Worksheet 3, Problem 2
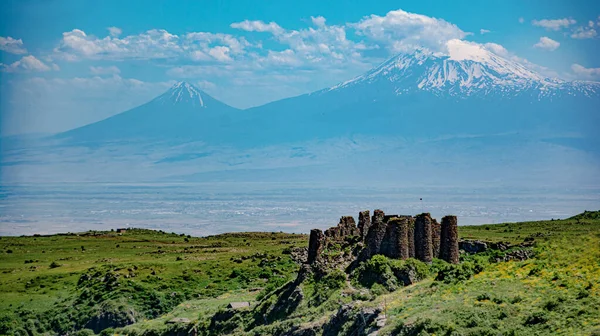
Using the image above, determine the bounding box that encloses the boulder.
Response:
[458,239,487,254]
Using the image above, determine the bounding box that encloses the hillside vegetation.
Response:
[1,211,599,335]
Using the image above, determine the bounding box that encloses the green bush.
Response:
[321,269,346,290]
[353,255,398,291]
[435,261,484,284]
[524,311,549,325]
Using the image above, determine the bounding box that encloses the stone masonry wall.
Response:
[440,215,459,264]
[414,213,433,263]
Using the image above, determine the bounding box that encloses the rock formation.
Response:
[440,215,459,264]
[414,213,433,263]
[307,229,325,264]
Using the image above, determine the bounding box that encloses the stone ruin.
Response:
[307,209,459,265]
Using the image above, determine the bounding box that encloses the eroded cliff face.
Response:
[307,210,459,267]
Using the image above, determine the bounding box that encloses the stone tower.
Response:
[307,229,325,264]
[364,209,387,258]
[414,213,433,263]
[358,210,371,241]
[440,215,459,264]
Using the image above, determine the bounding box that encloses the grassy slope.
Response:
[0,230,306,334]
[374,215,600,335]
[1,213,599,335]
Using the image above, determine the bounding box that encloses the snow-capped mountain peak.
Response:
[156,81,206,107]
[326,39,596,98]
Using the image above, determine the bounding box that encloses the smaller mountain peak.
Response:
[160,81,206,107]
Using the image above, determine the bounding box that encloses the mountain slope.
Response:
[243,42,600,145]
[57,82,241,143]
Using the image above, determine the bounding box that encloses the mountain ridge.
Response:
[54,46,600,146]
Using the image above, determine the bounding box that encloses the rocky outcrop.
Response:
[459,240,488,254]
[440,215,459,264]
[358,210,371,241]
[307,229,325,264]
[322,304,382,336]
[414,213,433,263]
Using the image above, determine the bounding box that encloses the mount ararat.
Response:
[2,40,599,185]
[57,39,600,147]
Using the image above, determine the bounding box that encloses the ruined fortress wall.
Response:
[325,216,358,240]
[364,209,386,258]
[440,215,459,264]
[407,217,415,259]
[384,217,410,259]
[307,229,325,264]
[358,210,371,241]
[432,218,441,259]
[414,213,433,262]
[396,217,410,260]
[381,220,398,258]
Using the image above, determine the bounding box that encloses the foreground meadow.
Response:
[1,211,599,335]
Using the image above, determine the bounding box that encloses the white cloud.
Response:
[208,46,232,62]
[480,29,491,35]
[571,63,600,80]
[1,55,56,72]
[570,26,597,39]
[231,16,370,69]
[533,37,560,51]
[532,18,576,30]
[264,49,303,67]
[518,17,525,24]
[0,36,27,54]
[351,9,468,53]
[230,20,284,34]
[53,28,255,63]
[107,27,122,37]
[90,65,121,75]
[54,28,182,60]
[311,16,327,28]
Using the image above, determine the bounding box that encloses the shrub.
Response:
[353,255,398,291]
[49,261,61,269]
[321,269,346,290]
[435,261,484,284]
[476,293,491,301]
[524,311,548,325]
[390,258,430,286]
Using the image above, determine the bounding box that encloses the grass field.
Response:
[1,211,599,335]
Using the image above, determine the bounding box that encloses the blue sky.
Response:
[1,0,599,135]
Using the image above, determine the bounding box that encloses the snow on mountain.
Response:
[155,81,206,107]
[327,39,599,98]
